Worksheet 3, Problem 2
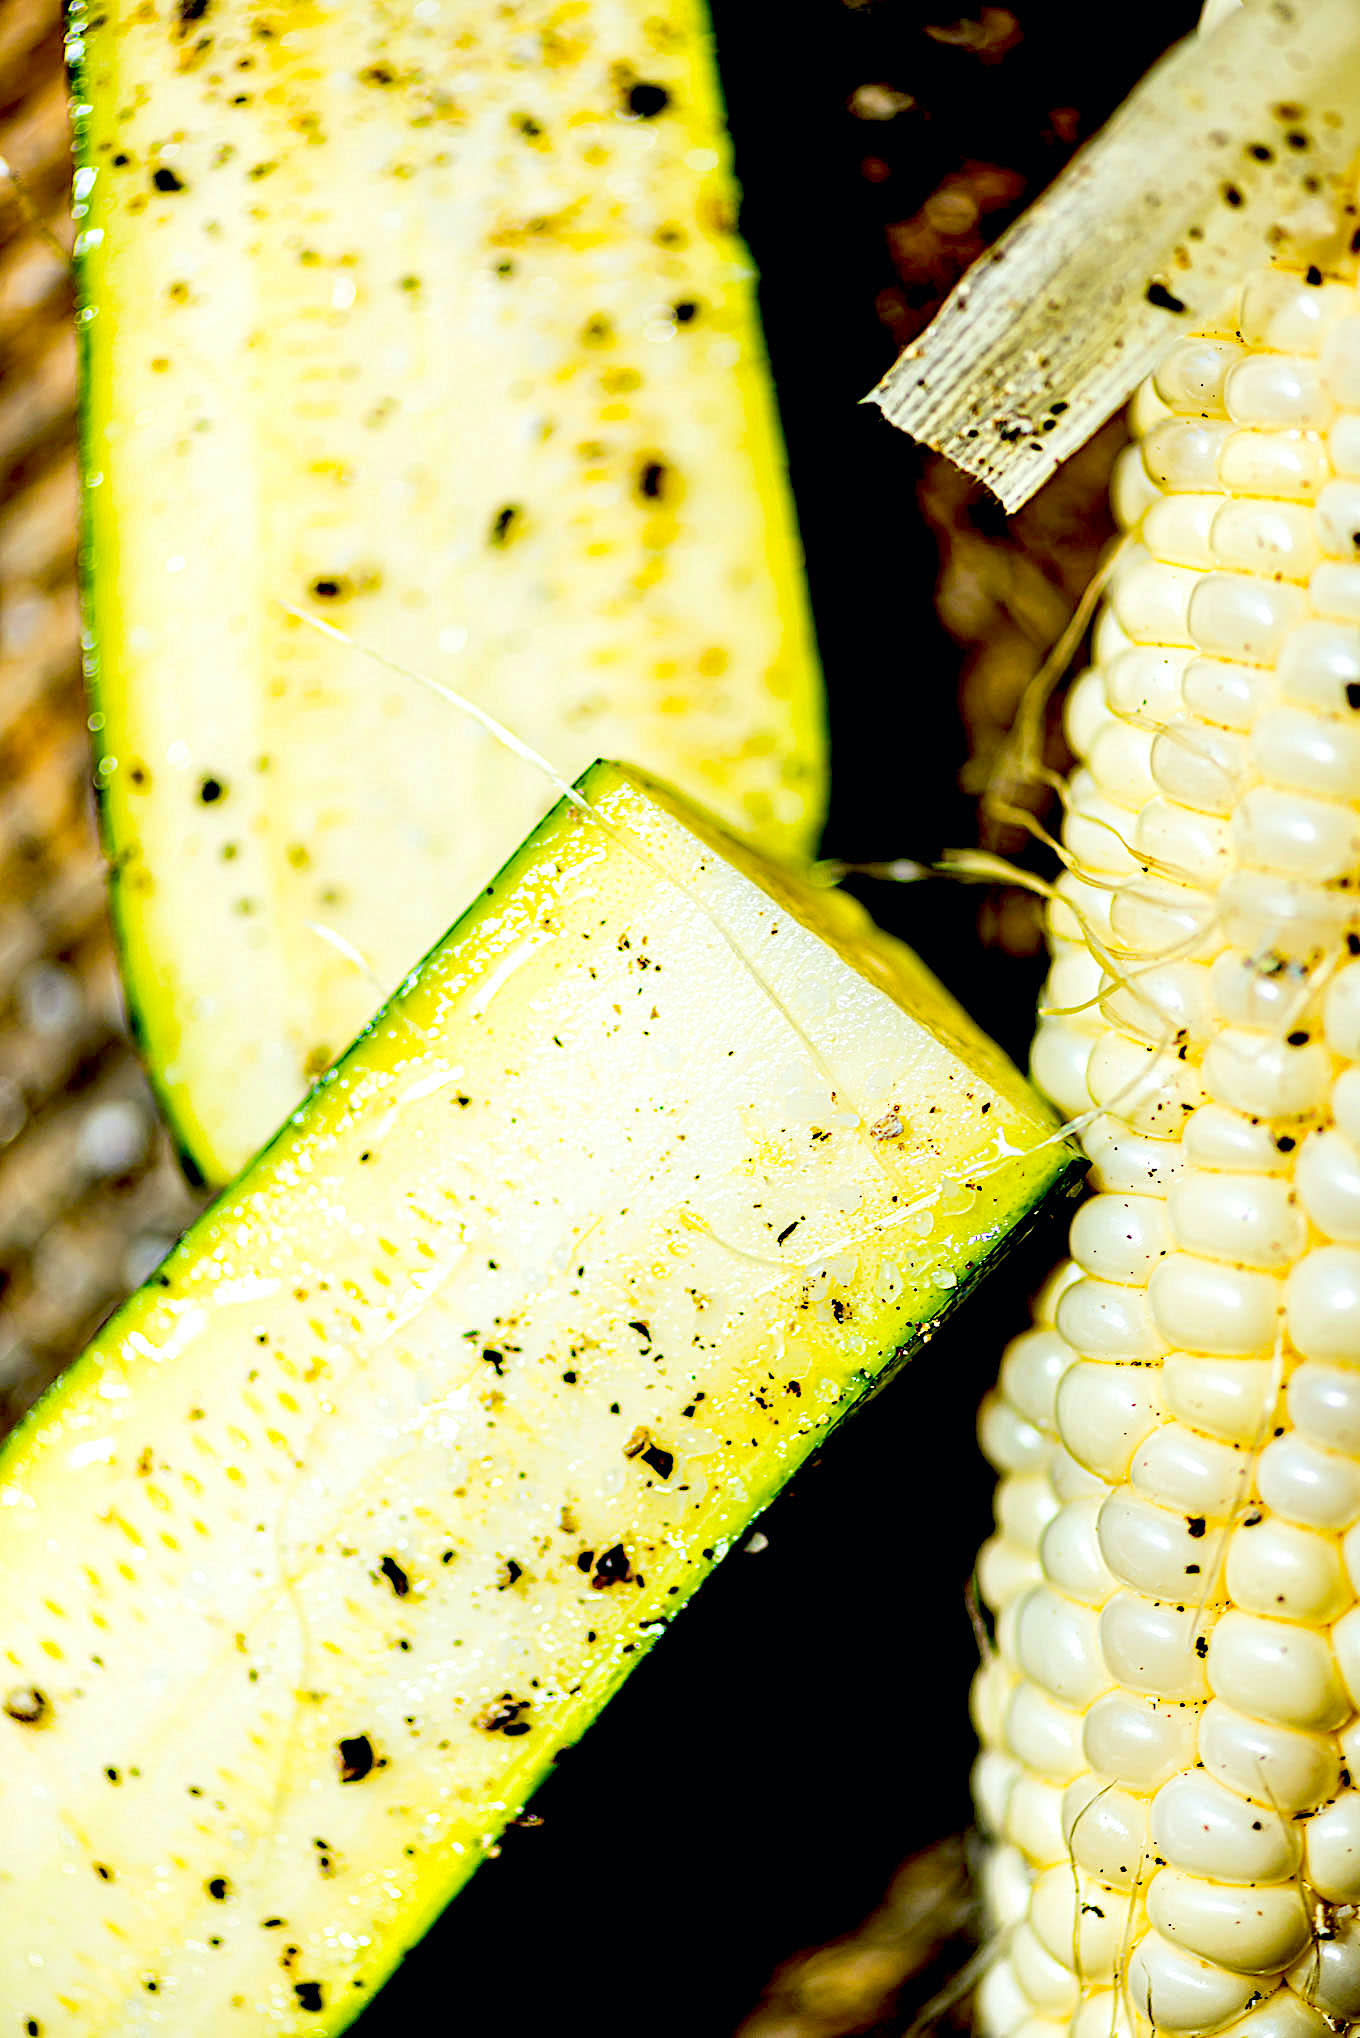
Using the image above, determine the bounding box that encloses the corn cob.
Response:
[974,245,1360,2038]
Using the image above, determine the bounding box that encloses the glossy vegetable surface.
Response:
[71,0,826,1184]
[1,761,1072,2035]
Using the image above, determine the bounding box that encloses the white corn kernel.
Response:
[1152,721,1248,815]
[1099,1590,1212,1700]
[1130,1420,1254,1521]
[1099,1486,1225,1599]
[1197,1700,1340,1815]
[1223,1514,1351,1623]
[1009,1921,1081,2014]
[1004,1681,1088,1783]
[1038,1496,1118,1607]
[1126,1928,1262,2034]
[1182,655,1269,731]
[1202,1029,1331,1122]
[1030,1863,1142,1976]
[1206,1611,1349,1732]
[1082,1688,1199,1791]
[1063,1774,1152,1887]
[998,1473,1062,1556]
[1287,1917,1360,2021]
[1323,960,1360,1058]
[1288,1361,1360,1457]
[1146,1868,1310,1976]
[1224,356,1330,433]
[1144,418,1237,493]
[1151,1771,1301,1883]
[1155,338,1242,415]
[1296,1126,1360,1237]
[1055,1362,1164,1482]
[1183,1103,1293,1174]
[1257,1431,1360,1532]
[1148,1254,1283,1355]
[1106,644,1195,725]
[1160,1354,1279,1447]
[1167,1171,1307,1270]
[1302,1792,1360,1904]
[1015,1587,1114,1709]
[1070,1194,1172,1282]
[1217,429,1329,503]
[1000,1327,1080,1430]
[1252,707,1360,803]
[1284,1246,1360,1363]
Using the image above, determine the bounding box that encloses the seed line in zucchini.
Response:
[70,0,828,1186]
[1,763,1078,2036]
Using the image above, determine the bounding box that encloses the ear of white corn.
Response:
[975,245,1360,2038]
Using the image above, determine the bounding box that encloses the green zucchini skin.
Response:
[0,761,1076,2035]
[68,0,828,1187]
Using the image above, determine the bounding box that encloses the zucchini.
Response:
[70,0,827,1185]
[0,762,1076,2035]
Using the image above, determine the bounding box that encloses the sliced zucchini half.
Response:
[71,0,827,1184]
[0,762,1076,2035]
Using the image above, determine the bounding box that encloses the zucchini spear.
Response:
[70,0,826,1183]
[1,763,1075,2035]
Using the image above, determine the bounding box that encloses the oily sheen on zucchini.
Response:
[0,764,1075,2036]
[70,0,826,1184]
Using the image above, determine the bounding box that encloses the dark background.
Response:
[355,1,1198,2032]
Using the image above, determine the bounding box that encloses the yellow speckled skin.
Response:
[0,762,1071,2037]
[71,0,827,1185]
[974,249,1360,2038]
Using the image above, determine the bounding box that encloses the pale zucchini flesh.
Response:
[70,0,827,1185]
[0,763,1075,2035]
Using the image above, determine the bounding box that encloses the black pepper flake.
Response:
[309,576,345,600]
[776,1220,801,1246]
[336,1734,376,1782]
[1186,1516,1206,1539]
[482,1348,506,1377]
[1222,181,1243,207]
[673,300,698,323]
[498,1558,524,1589]
[1306,264,1324,284]
[1276,1134,1296,1154]
[4,1686,48,1725]
[626,81,671,118]
[637,459,668,501]
[477,1693,531,1735]
[1347,682,1360,711]
[1145,281,1186,314]
[178,0,210,20]
[592,1543,632,1588]
[1287,1030,1310,1046]
[94,1863,114,1882]
[641,1444,674,1480]
[561,1370,578,1385]
[379,1555,409,1597]
[208,1876,231,1900]
[1348,933,1360,957]
[199,776,225,804]
[489,504,522,547]
[1248,141,1274,162]
[628,1320,651,1342]
[576,1549,595,1572]
[1194,1634,1209,1658]
[152,166,185,192]
[295,1983,325,2014]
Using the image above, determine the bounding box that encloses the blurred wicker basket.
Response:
[0,0,202,1439]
